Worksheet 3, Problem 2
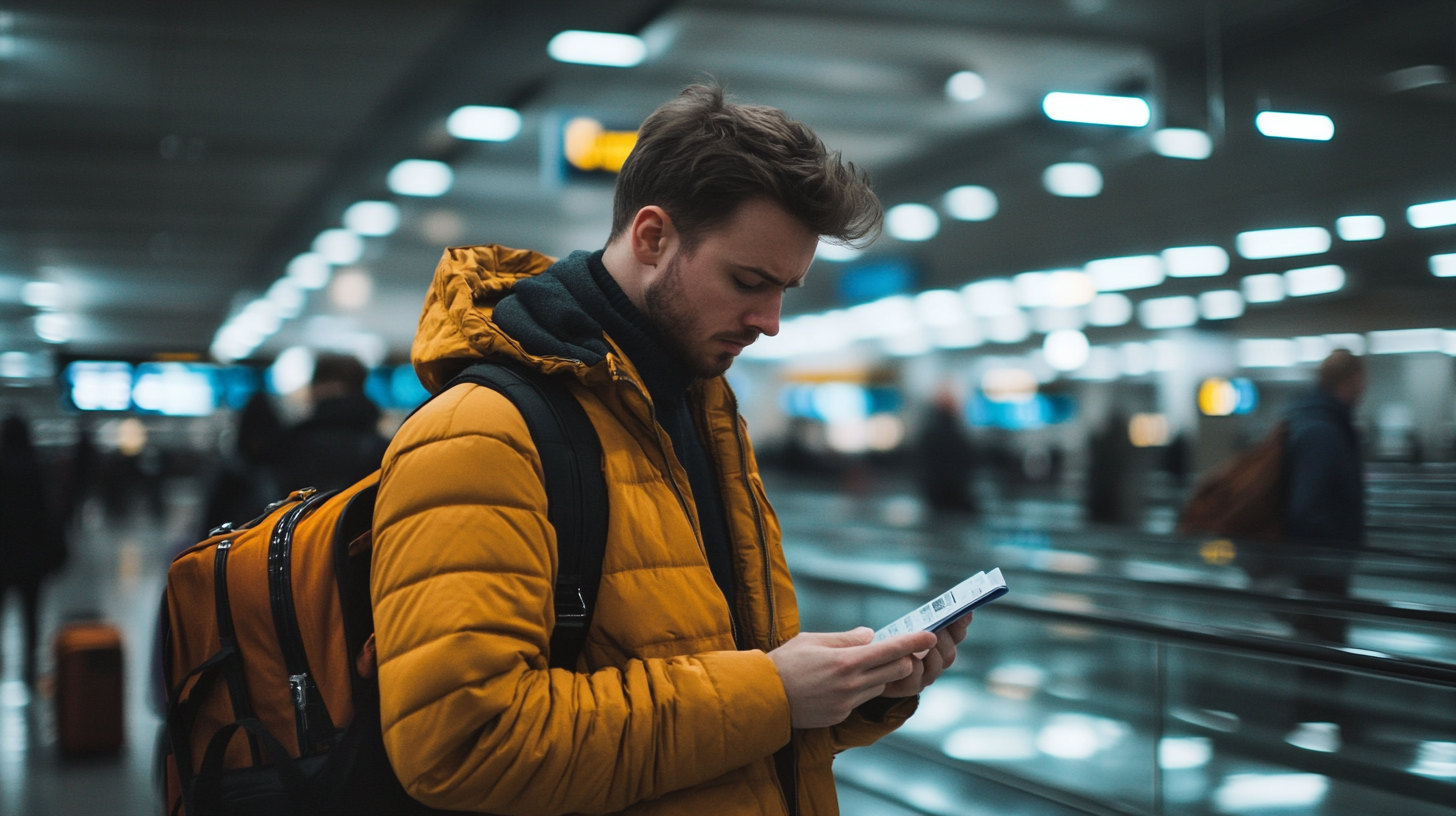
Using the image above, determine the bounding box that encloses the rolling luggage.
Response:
[54,620,125,756]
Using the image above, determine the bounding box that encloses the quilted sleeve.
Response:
[371,384,790,815]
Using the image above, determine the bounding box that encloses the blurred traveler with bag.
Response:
[916,388,977,514]
[0,416,66,688]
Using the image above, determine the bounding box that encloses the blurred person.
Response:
[57,420,98,529]
[371,84,968,815]
[1281,348,1366,751]
[1085,411,1133,524]
[276,353,388,493]
[915,388,977,513]
[0,417,65,688]
[199,390,283,537]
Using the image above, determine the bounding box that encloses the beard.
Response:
[643,253,748,379]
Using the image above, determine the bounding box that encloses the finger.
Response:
[804,627,876,648]
[845,631,938,669]
[934,629,956,669]
[920,644,946,686]
[947,613,972,642]
[860,654,920,691]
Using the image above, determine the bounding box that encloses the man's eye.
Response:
[733,277,758,291]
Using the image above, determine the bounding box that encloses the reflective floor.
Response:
[3,474,1454,816]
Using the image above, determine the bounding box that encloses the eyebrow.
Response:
[737,264,804,289]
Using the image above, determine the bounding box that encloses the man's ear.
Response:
[629,206,676,266]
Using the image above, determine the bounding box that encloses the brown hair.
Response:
[609,84,881,248]
[1318,348,1364,393]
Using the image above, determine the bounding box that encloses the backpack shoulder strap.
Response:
[446,361,608,671]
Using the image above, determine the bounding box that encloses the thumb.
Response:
[817,627,875,647]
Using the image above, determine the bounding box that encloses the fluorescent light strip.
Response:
[1255,111,1334,141]
[1235,226,1330,259]
[1042,92,1151,127]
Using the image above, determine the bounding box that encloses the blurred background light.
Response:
[1198,289,1245,320]
[1284,264,1345,296]
[342,200,400,237]
[311,228,364,265]
[446,105,523,142]
[886,203,940,241]
[815,240,863,262]
[1162,245,1229,277]
[1086,255,1164,291]
[944,70,987,102]
[269,345,315,394]
[1151,128,1212,159]
[1137,295,1198,329]
[1043,162,1103,197]
[942,185,998,221]
[1128,413,1170,447]
[1254,111,1334,140]
[963,279,1018,317]
[1239,338,1298,367]
[1335,214,1384,241]
[67,362,133,411]
[547,30,646,67]
[1369,328,1445,354]
[1041,92,1150,127]
[982,367,1038,402]
[1408,198,1456,229]
[1235,226,1331,259]
[1043,329,1091,370]
[287,252,332,290]
[266,278,305,319]
[1431,253,1456,277]
[328,267,374,310]
[984,310,1031,343]
[1241,273,1286,303]
[1121,342,1153,376]
[34,312,72,343]
[914,289,967,327]
[1087,292,1133,326]
[1199,378,1258,416]
[387,159,454,197]
[1214,774,1329,812]
[20,280,63,310]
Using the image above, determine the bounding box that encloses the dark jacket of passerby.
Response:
[1282,390,1364,546]
[277,393,387,494]
[0,417,64,583]
[916,399,976,512]
[200,390,284,536]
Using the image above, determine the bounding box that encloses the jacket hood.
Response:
[411,244,615,394]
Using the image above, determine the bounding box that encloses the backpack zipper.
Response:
[266,489,335,754]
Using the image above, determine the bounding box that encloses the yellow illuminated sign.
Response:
[1198,377,1237,416]
[1199,538,1236,565]
[564,117,638,173]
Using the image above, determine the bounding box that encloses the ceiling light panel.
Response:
[547,30,646,67]
[945,71,986,102]
[1151,128,1212,160]
[943,185,998,221]
[387,159,454,197]
[886,203,939,241]
[447,105,523,142]
[1283,264,1344,297]
[1162,245,1229,277]
[1235,226,1330,259]
[1042,92,1150,127]
[1043,163,1103,198]
[343,201,400,237]
[1334,215,1384,241]
[1254,111,1334,141]
[1138,296,1198,329]
[1085,255,1164,291]
[1408,199,1456,229]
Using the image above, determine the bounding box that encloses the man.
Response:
[1281,348,1366,752]
[277,353,389,493]
[371,85,969,815]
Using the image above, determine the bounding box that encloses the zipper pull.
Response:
[288,673,308,710]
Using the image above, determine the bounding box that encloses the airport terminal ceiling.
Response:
[1,0,1455,359]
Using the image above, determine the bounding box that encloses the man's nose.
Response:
[746,294,783,337]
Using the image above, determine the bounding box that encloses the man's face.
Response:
[642,198,818,378]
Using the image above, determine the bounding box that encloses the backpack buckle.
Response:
[208,521,234,537]
[554,588,588,622]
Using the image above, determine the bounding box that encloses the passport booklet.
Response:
[872,568,1008,642]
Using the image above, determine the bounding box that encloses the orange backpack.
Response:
[161,362,608,816]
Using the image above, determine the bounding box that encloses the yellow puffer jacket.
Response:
[372,245,915,815]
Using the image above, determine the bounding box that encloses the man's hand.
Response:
[768,627,937,728]
[881,612,972,698]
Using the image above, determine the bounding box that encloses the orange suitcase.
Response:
[54,621,125,756]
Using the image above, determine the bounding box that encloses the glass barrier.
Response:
[790,548,1456,815]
